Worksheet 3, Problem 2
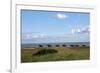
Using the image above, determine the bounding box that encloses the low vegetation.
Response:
[32,49,58,56]
[21,47,90,63]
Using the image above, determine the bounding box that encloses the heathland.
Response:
[21,46,90,63]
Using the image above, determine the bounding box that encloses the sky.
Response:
[21,9,90,43]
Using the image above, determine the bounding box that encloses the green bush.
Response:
[32,49,58,56]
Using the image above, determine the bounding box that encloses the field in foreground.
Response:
[21,47,90,63]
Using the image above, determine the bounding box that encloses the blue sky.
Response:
[21,10,90,43]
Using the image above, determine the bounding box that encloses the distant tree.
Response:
[47,44,52,47]
[62,44,66,47]
[39,45,43,47]
[56,45,60,47]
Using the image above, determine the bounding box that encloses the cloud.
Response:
[80,27,90,33]
[22,26,90,40]
[71,26,90,34]
[71,29,75,34]
[22,32,76,40]
[21,33,47,39]
[56,13,67,19]
[22,33,32,39]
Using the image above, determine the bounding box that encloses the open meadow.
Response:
[21,46,90,63]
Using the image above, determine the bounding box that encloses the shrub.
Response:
[32,49,58,56]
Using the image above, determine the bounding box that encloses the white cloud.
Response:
[32,35,39,38]
[22,33,33,39]
[71,29,75,34]
[39,34,47,38]
[22,33,48,39]
[56,13,67,19]
[71,26,90,34]
[77,28,81,32]
[71,28,80,34]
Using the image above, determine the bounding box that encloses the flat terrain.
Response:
[21,47,90,63]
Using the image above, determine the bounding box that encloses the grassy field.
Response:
[21,47,90,63]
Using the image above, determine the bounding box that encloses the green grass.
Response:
[21,47,90,63]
